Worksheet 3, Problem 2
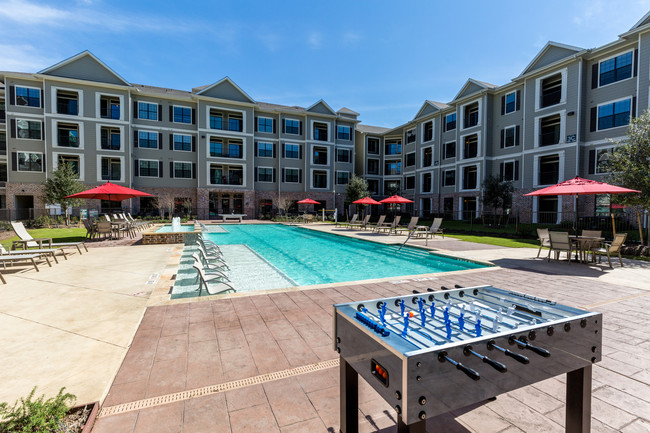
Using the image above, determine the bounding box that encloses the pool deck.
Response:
[1,221,649,432]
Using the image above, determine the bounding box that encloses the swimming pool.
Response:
[205,224,486,287]
[155,224,195,233]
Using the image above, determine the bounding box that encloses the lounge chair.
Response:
[367,215,386,232]
[196,244,229,269]
[192,252,229,277]
[10,221,87,254]
[592,233,627,268]
[394,217,419,235]
[1,245,63,264]
[412,218,444,239]
[548,231,574,263]
[193,263,236,296]
[536,228,551,258]
[376,215,401,234]
[348,214,371,230]
[337,214,358,228]
[0,253,43,283]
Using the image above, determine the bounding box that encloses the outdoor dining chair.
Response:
[536,228,551,258]
[592,233,627,268]
[548,231,574,263]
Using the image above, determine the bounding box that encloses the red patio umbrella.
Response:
[65,181,153,201]
[379,195,414,204]
[296,198,321,205]
[353,197,382,205]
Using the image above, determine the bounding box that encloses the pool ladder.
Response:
[398,229,417,251]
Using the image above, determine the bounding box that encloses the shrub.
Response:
[32,215,52,228]
[0,387,76,433]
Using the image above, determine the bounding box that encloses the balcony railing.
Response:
[539,130,560,146]
[209,117,243,132]
[540,89,561,108]
[57,101,78,115]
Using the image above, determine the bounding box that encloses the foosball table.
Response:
[333,285,602,433]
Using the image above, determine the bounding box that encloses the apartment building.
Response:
[0,52,357,219]
[355,13,650,223]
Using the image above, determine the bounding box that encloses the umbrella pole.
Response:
[611,213,616,237]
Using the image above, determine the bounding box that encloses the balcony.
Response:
[100,96,120,120]
[209,166,243,185]
[209,110,243,132]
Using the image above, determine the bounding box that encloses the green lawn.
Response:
[444,233,539,248]
[1,228,87,250]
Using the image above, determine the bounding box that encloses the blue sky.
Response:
[1,0,650,127]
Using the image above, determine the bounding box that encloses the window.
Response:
[422,147,432,167]
[139,160,159,177]
[313,170,327,188]
[209,139,223,157]
[285,119,300,134]
[0,99,5,122]
[500,160,519,181]
[367,138,379,154]
[539,154,559,185]
[138,102,158,120]
[336,171,350,185]
[209,165,243,185]
[228,114,242,132]
[539,114,561,146]
[598,99,631,130]
[58,155,80,177]
[57,123,79,147]
[173,106,192,124]
[463,102,479,128]
[421,173,432,193]
[57,90,79,115]
[367,179,379,194]
[502,126,517,148]
[337,125,351,140]
[284,143,300,159]
[209,112,223,130]
[209,165,223,184]
[444,113,456,131]
[596,148,612,174]
[405,175,415,190]
[284,168,300,183]
[504,91,517,114]
[385,160,401,175]
[463,135,478,159]
[101,157,121,180]
[257,142,273,157]
[313,146,328,165]
[443,141,456,159]
[16,120,42,139]
[385,140,401,155]
[15,87,40,107]
[443,170,455,187]
[174,162,192,178]
[423,121,433,142]
[406,128,416,144]
[600,52,633,86]
[257,167,273,182]
[384,180,400,195]
[139,131,158,149]
[540,74,562,108]
[0,132,5,155]
[336,148,351,163]
[462,166,478,190]
[367,159,379,175]
[100,127,120,150]
[313,122,328,141]
[258,117,273,133]
[99,96,120,119]
[18,152,43,172]
[173,134,192,152]
[405,152,415,167]
[208,140,242,159]
[229,142,242,159]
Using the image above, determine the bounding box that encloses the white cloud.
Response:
[258,33,282,52]
[0,0,69,24]
[0,43,56,71]
[307,32,322,49]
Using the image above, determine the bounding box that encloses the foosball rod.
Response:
[437,292,530,329]
[474,286,567,320]
[377,303,460,346]
[362,306,445,348]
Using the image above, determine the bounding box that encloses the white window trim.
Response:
[421,146,433,168]
[310,119,331,143]
[534,68,568,111]
[460,99,482,130]
[419,171,433,193]
[256,141,274,158]
[95,124,124,152]
[96,154,124,182]
[257,116,274,133]
[53,152,85,181]
[283,167,301,183]
[256,166,274,183]
[336,125,351,141]
[172,133,193,152]
[596,96,633,132]
[15,118,43,141]
[172,104,193,125]
[504,90,517,115]
[533,150,565,188]
[335,147,351,163]
[501,158,518,182]
[206,162,246,187]
[534,109,566,148]
[459,163,480,191]
[283,117,302,135]
[384,137,402,156]
[442,140,456,160]
[138,158,160,178]
[51,86,83,117]
[54,119,83,149]
[405,127,417,145]
[597,50,635,89]
[403,174,416,190]
[532,196,563,224]
[594,146,615,174]
[95,92,124,121]
[137,101,159,121]
[310,143,330,166]
[137,130,160,150]
[205,105,246,132]
[172,161,193,179]
[16,151,44,172]
[335,170,351,185]
[442,169,456,187]
[460,131,482,160]
[384,158,402,176]
[14,85,42,109]
[283,142,301,159]
[310,168,329,190]
[503,124,517,148]
[421,120,435,143]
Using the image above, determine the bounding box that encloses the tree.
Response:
[607,109,650,245]
[482,175,514,225]
[345,175,370,203]
[156,192,175,220]
[42,163,85,225]
[273,196,294,216]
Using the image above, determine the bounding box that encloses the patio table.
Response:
[569,235,604,263]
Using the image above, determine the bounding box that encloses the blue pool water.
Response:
[206,225,486,286]
[156,224,195,233]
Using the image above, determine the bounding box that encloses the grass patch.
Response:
[444,233,539,248]
[1,228,86,250]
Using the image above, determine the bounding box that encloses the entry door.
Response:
[221,195,230,214]
[14,195,34,220]
[209,193,219,219]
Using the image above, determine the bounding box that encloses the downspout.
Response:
[277,111,281,213]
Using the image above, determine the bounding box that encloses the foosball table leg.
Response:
[340,356,358,433]
[565,365,592,433]
[398,414,426,433]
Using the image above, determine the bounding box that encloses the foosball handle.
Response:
[482,356,508,373]
[526,344,551,358]
[456,362,481,381]
[504,349,530,364]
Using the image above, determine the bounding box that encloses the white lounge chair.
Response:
[1,245,63,264]
[193,263,236,296]
[10,221,87,254]
[394,217,420,235]
[0,253,43,283]
[412,218,444,239]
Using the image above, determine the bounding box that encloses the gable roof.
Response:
[194,77,256,104]
[38,50,131,86]
[452,78,497,101]
[306,99,337,116]
[519,42,584,76]
[630,11,650,31]
[356,124,391,134]
[413,100,449,120]
[337,107,359,116]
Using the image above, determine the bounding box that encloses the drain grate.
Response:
[99,358,339,418]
